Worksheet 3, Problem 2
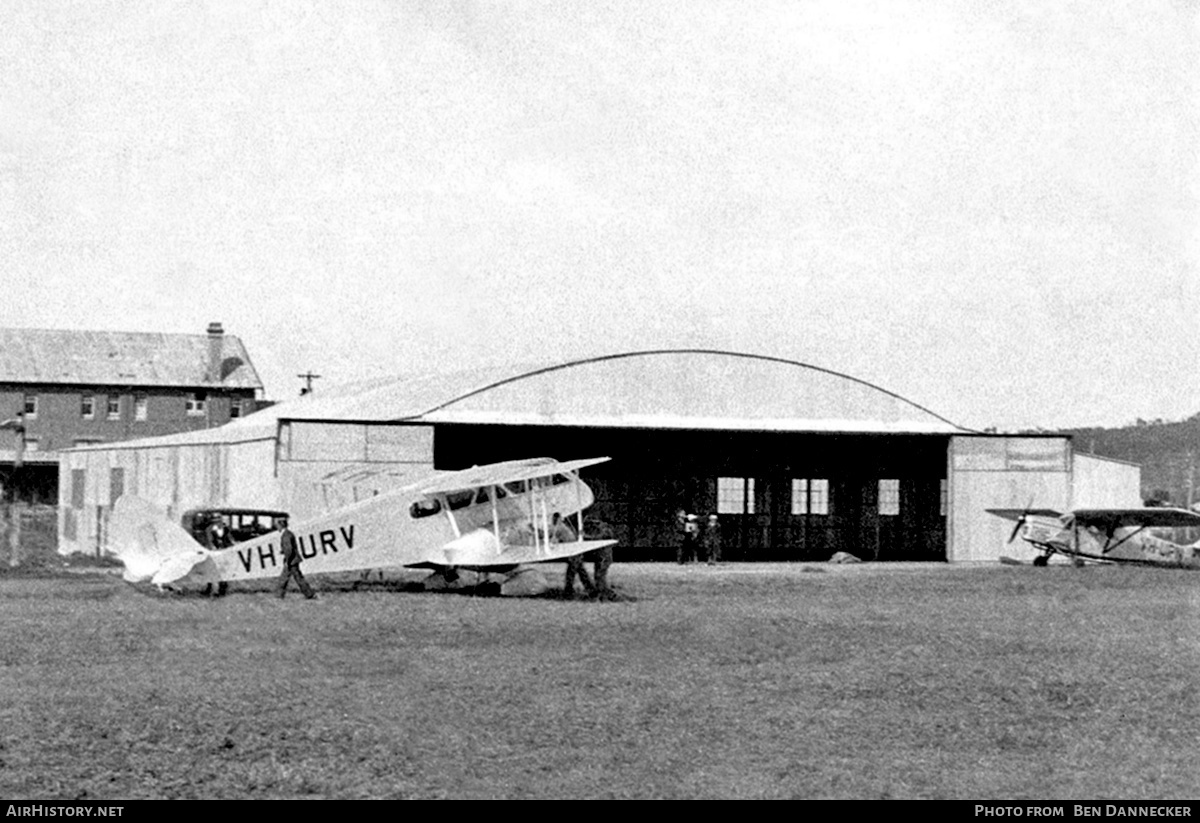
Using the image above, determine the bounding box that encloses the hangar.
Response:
[57,350,1140,564]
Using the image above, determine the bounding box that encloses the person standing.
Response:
[675,508,689,564]
[703,514,722,565]
[557,513,595,597]
[276,516,316,600]
[683,513,700,563]
[587,516,615,597]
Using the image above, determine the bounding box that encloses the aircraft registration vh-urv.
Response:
[987,505,1200,569]
[108,456,615,595]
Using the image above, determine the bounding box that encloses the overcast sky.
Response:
[1,0,1197,431]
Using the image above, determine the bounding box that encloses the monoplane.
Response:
[987,505,1200,568]
[107,456,615,594]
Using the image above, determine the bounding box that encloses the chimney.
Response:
[207,322,224,383]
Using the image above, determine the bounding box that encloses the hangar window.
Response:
[791,479,829,515]
[879,479,900,516]
[717,477,756,514]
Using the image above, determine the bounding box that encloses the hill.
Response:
[1059,415,1200,506]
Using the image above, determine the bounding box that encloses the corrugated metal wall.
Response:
[947,436,1073,563]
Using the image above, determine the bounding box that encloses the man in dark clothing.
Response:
[276,517,316,600]
[557,513,595,597]
[586,516,615,596]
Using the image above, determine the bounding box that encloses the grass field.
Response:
[1,561,1199,799]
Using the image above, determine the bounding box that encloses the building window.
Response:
[940,479,948,517]
[23,438,38,452]
[23,394,37,418]
[230,398,242,419]
[791,478,830,515]
[186,392,207,416]
[134,395,148,421]
[106,395,121,420]
[879,479,900,516]
[81,395,95,419]
[717,477,756,514]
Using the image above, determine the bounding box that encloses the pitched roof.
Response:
[0,327,262,390]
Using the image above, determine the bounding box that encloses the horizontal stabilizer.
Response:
[109,495,215,585]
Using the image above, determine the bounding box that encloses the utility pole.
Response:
[297,371,322,396]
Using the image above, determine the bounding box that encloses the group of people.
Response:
[676,509,722,565]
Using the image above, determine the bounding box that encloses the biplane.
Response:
[107,457,616,594]
[986,505,1200,569]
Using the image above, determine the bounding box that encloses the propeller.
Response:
[1008,498,1035,544]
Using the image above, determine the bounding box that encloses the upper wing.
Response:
[985,508,1064,521]
[1070,507,1200,530]
[404,457,611,497]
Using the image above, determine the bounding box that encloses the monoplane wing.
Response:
[985,508,1064,521]
[1070,508,1200,530]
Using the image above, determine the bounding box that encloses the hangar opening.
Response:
[435,425,949,561]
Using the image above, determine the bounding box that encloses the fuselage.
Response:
[208,472,597,582]
[1020,516,1200,568]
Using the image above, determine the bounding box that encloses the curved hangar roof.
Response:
[270,350,970,435]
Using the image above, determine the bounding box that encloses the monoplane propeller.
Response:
[1008,498,1035,544]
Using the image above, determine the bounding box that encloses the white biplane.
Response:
[108,456,616,595]
[987,505,1200,569]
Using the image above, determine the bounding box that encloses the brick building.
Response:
[1,323,264,502]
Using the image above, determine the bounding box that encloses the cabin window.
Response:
[410,499,442,519]
[80,395,95,419]
[717,477,755,515]
[791,478,830,515]
[134,395,148,421]
[106,395,121,420]
[230,399,243,419]
[23,394,37,418]
[446,490,474,510]
[879,479,900,516]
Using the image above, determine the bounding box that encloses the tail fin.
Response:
[108,495,217,586]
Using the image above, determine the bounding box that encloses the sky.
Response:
[1,0,1197,431]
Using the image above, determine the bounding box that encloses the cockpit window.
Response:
[447,490,474,510]
[410,499,442,519]
[475,487,490,504]
[494,485,507,499]
[552,473,570,486]
[505,480,527,494]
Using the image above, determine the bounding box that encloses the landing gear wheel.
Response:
[1032,555,1049,567]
